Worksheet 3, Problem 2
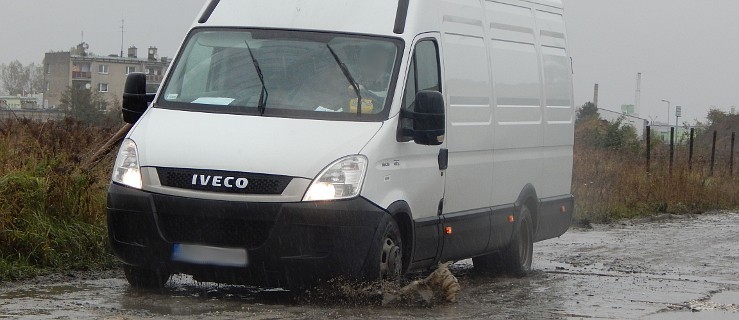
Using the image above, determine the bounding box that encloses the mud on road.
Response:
[1,212,738,319]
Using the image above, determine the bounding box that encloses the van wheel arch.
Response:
[515,184,540,237]
[386,201,414,274]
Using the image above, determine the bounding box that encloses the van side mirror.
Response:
[122,73,155,124]
[399,90,445,146]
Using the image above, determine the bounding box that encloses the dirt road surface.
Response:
[1,212,737,319]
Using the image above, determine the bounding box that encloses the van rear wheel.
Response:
[473,205,534,276]
[123,265,171,289]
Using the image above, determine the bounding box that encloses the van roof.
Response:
[198,0,401,36]
[196,0,564,37]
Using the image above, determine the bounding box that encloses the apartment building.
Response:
[44,43,170,110]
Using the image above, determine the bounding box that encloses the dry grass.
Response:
[0,118,118,280]
[572,142,739,225]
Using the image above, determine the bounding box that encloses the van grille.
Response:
[157,213,273,249]
[156,167,291,195]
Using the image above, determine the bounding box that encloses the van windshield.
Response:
[158,29,403,121]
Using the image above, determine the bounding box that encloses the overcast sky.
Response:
[1,0,737,123]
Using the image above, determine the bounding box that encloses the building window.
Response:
[98,83,109,93]
[126,66,136,74]
[45,64,51,74]
[98,64,109,74]
[45,82,50,92]
[145,68,151,75]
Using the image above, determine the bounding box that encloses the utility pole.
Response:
[675,106,682,130]
[120,19,125,58]
[635,73,642,115]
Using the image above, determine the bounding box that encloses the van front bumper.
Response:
[106,183,388,287]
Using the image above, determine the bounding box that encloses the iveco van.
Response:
[109,0,575,288]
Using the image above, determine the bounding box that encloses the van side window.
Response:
[399,40,442,142]
[402,40,441,110]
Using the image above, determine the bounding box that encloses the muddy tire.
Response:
[123,265,170,289]
[364,217,404,281]
[473,205,534,276]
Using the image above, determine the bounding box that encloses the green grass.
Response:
[0,119,117,281]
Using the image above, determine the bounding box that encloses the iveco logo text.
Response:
[191,175,249,189]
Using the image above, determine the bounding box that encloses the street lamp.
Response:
[661,99,670,126]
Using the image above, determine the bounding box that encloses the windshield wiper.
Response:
[326,44,362,117]
[245,40,268,115]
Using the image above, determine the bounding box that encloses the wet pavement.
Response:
[1,212,737,319]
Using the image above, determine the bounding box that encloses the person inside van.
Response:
[295,61,353,112]
[356,44,393,94]
[342,44,394,114]
[289,43,395,114]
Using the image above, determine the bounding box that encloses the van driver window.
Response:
[402,40,441,110]
[400,40,441,141]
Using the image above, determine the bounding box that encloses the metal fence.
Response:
[646,126,737,176]
[0,109,66,122]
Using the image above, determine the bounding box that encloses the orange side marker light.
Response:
[560,205,567,213]
[508,215,515,223]
[444,226,453,235]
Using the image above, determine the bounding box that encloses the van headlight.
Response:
[112,139,143,189]
[303,155,368,201]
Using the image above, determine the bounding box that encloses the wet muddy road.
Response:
[1,212,738,319]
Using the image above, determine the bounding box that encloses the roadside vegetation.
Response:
[573,103,739,225]
[0,118,117,281]
[0,104,737,280]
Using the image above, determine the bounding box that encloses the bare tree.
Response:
[0,60,31,95]
[28,63,46,94]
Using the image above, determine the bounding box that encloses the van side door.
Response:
[397,35,447,265]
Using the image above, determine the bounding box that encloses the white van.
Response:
[109,0,575,289]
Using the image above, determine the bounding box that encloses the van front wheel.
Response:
[123,265,171,289]
[365,217,403,281]
[473,205,534,276]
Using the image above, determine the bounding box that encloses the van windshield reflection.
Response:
[159,29,402,121]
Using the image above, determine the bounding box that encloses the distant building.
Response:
[0,94,43,110]
[43,43,171,110]
[650,124,692,144]
[0,94,64,121]
[598,107,648,138]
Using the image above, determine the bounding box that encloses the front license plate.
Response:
[171,244,248,268]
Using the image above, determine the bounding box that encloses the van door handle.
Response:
[438,149,449,170]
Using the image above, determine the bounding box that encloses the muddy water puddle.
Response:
[1,212,738,319]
